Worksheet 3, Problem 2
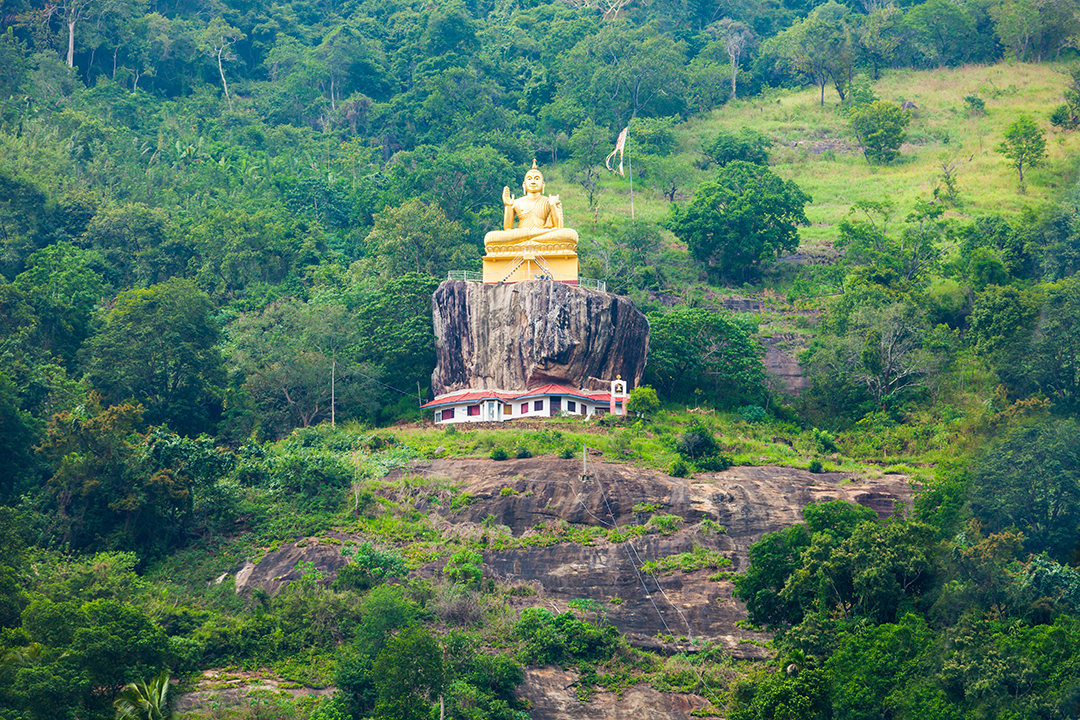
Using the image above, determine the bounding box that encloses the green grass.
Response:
[539,61,1080,278]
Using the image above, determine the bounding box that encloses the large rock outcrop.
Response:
[431,280,649,395]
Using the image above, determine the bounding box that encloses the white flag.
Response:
[605,126,629,176]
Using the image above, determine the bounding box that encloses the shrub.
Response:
[450,492,475,511]
[964,95,986,116]
[812,428,839,453]
[850,100,911,164]
[627,386,661,416]
[738,405,767,423]
[647,514,684,535]
[703,127,773,167]
[695,454,733,472]
[267,450,351,509]
[514,446,532,459]
[334,543,408,592]
[808,459,824,474]
[558,446,575,459]
[670,459,690,477]
[513,607,619,666]
[434,584,483,626]
[675,422,722,461]
[490,447,509,461]
[444,549,483,588]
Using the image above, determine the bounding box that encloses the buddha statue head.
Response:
[522,159,545,195]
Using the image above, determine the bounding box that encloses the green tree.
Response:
[901,0,983,67]
[363,199,474,278]
[702,127,772,168]
[667,161,810,282]
[114,671,171,720]
[997,115,1046,193]
[856,5,903,79]
[41,402,197,553]
[1050,66,1080,131]
[0,373,39,501]
[644,306,766,404]
[837,200,947,289]
[850,100,911,164]
[349,273,440,402]
[763,1,854,105]
[372,628,444,720]
[733,500,877,631]
[229,299,382,435]
[81,278,225,436]
[14,242,104,366]
[803,302,940,411]
[970,418,1080,562]
[561,21,688,126]
[626,385,661,416]
[972,277,1080,409]
[196,17,244,109]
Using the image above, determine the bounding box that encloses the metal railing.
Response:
[447,271,606,293]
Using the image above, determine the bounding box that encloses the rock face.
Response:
[431,280,650,394]
[222,457,915,719]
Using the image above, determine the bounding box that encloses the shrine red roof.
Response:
[421,384,618,409]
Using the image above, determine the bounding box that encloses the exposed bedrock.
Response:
[430,280,650,394]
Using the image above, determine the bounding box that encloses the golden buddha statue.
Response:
[482,160,579,284]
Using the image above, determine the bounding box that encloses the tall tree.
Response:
[667,160,810,281]
[997,114,1046,193]
[196,18,244,110]
[763,1,854,105]
[644,305,765,403]
[80,278,225,436]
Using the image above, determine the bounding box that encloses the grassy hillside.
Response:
[548,62,1080,263]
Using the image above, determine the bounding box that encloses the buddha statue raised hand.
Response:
[484,160,579,254]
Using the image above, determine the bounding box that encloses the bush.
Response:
[703,127,773,167]
[490,447,509,461]
[450,492,475,511]
[675,422,722,461]
[738,405,767,423]
[695,454,733,472]
[647,514,684,535]
[513,607,619,666]
[808,459,824,474]
[627,386,661,416]
[514,446,532,459]
[444,549,483,587]
[334,543,408,592]
[964,95,986,116]
[267,450,351,509]
[812,428,839,453]
[670,459,690,477]
[558,446,575,459]
[850,100,911,164]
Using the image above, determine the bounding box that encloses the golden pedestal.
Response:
[482,239,579,285]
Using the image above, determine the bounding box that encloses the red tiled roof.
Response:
[421,384,622,409]
[420,390,518,409]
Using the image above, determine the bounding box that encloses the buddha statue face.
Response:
[522,168,545,195]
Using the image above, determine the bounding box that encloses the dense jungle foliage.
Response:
[3,0,1080,716]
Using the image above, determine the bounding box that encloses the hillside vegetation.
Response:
[4,0,1080,715]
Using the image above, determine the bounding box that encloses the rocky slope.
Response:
[214,456,913,719]
[233,457,912,655]
[430,280,650,394]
